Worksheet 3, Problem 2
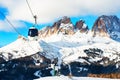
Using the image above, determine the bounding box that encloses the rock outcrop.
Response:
[38,16,89,38]
[75,20,89,33]
[92,15,120,40]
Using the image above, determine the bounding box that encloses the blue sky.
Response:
[0,0,120,47]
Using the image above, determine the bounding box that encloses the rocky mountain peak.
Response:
[38,16,75,37]
[92,15,120,40]
[38,16,90,38]
[61,16,71,24]
[75,20,89,33]
[59,16,74,35]
[92,16,108,37]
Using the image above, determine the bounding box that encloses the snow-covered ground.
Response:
[0,36,42,61]
[34,76,119,80]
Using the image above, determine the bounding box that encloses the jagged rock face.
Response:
[61,16,71,24]
[38,16,75,38]
[59,16,74,35]
[38,21,61,38]
[52,21,61,31]
[75,20,89,33]
[38,16,90,38]
[39,27,50,38]
[92,15,120,40]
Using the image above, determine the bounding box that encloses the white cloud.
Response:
[0,19,24,32]
[0,0,120,31]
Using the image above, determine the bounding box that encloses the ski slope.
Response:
[34,76,119,80]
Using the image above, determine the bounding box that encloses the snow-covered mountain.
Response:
[39,15,120,41]
[92,15,120,41]
[0,15,120,80]
[38,16,88,38]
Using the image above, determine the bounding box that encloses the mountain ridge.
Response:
[38,16,89,38]
[38,15,120,42]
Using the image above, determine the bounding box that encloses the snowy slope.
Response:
[39,30,120,63]
[0,36,42,61]
[34,76,119,80]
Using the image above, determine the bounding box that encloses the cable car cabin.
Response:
[28,27,38,37]
[28,27,38,41]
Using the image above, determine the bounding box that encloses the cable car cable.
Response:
[25,0,40,30]
[25,0,38,26]
[25,0,35,18]
[0,11,21,35]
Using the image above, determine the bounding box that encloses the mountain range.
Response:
[0,15,120,80]
[38,15,120,41]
